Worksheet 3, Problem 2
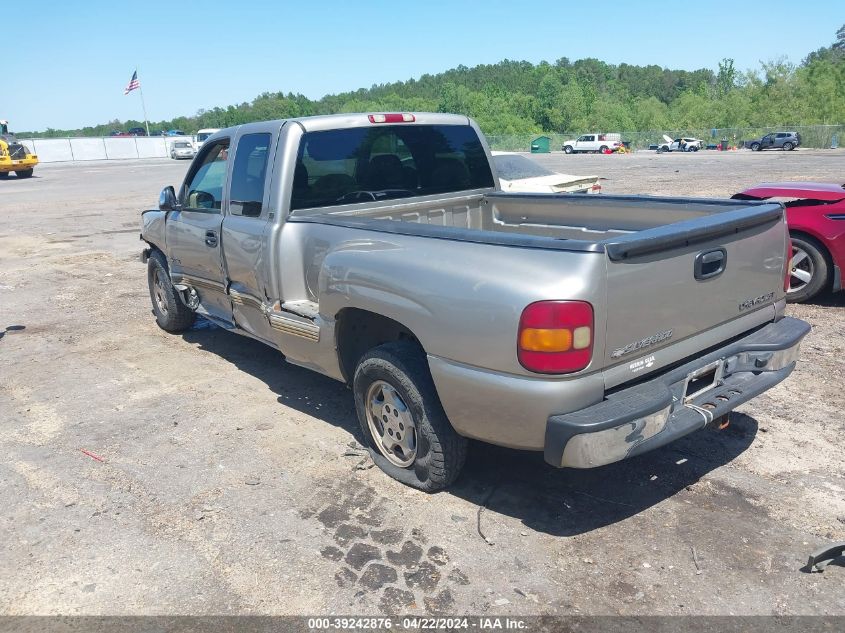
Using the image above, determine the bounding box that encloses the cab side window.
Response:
[230,133,271,218]
[183,141,229,211]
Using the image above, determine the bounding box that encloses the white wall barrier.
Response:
[72,138,108,161]
[19,136,194,163]
[137,137,169,158]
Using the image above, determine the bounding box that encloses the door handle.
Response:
[694,248,727,280]
[205,230,218,247]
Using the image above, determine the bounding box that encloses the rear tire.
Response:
[353,341,467,492]
[599,145,608,153]
[563,145,573,154]
[787,235,830,303]
[750,142,761,151]
[15,169,33,178]
[147,250,196,332]
[783,142,794,151]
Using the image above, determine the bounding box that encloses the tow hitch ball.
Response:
[710,414,730,430]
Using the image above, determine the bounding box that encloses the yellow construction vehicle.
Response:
[0,120,38,179]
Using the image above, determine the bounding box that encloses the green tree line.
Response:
[21,25,844,138]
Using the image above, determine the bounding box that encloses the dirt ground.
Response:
[1,150,843,617]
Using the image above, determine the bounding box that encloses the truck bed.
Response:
[289,190,787,381]
[291,191,783,258]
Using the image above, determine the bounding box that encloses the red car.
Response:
[733,182,845,302]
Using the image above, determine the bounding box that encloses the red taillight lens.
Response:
[783,238,793,292]
[368,113,415,123]
[518,301,594,374]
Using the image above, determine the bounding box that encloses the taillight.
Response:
[368,113,415,123]
[518,301,594,374]
[783,238,793,292]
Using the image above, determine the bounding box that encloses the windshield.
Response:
[290,124,494,212]
[197,133,212,142]
[492,154,556,180]
[175,142,191,148]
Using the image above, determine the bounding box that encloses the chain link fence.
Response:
[486,124,845,152]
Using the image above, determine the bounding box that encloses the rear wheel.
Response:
[15,169,33,178]
[563,145,573,154]
[599,145,608,153]
[750,142,761,151]
[353,341,467,492]
[147,250,196,332]
[787,235,830,303]
[783,142,794,151]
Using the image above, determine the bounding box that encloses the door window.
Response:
[183,141,229,211]
[230,133,272,217]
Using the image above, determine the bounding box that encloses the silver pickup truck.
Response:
[140,113,809,491]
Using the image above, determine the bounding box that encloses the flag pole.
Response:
[137,66,150,136]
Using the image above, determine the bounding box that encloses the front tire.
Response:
[353,342,467,492]
[787,235,830,303]
[147,250,196,332]
[15,169,33,178]
[750,142,761,151]
[563,145,573,154]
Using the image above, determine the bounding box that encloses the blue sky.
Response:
[6,0,841,132]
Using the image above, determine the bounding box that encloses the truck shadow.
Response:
[451,414,758,536]
[181,324,359,433]
[182,324,758,537]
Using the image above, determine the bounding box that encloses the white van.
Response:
[195,128,221,149]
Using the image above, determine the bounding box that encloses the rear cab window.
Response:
[290,124,494,213]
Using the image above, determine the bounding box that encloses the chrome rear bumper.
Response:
[544,317,810,468]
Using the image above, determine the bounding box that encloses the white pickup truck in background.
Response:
[563,133,622,154]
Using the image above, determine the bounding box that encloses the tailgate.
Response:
[600,203,787,375]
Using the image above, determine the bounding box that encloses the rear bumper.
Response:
[544,316,810,468]
[0,157,38,172]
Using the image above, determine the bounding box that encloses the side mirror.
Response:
[159,186,178,211]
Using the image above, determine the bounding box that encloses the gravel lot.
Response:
[1,150,843,616]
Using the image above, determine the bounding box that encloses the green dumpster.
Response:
[530,136,551,153]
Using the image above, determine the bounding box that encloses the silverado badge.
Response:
[611,329,674,359]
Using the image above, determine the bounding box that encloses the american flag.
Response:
[124,70,140,95]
